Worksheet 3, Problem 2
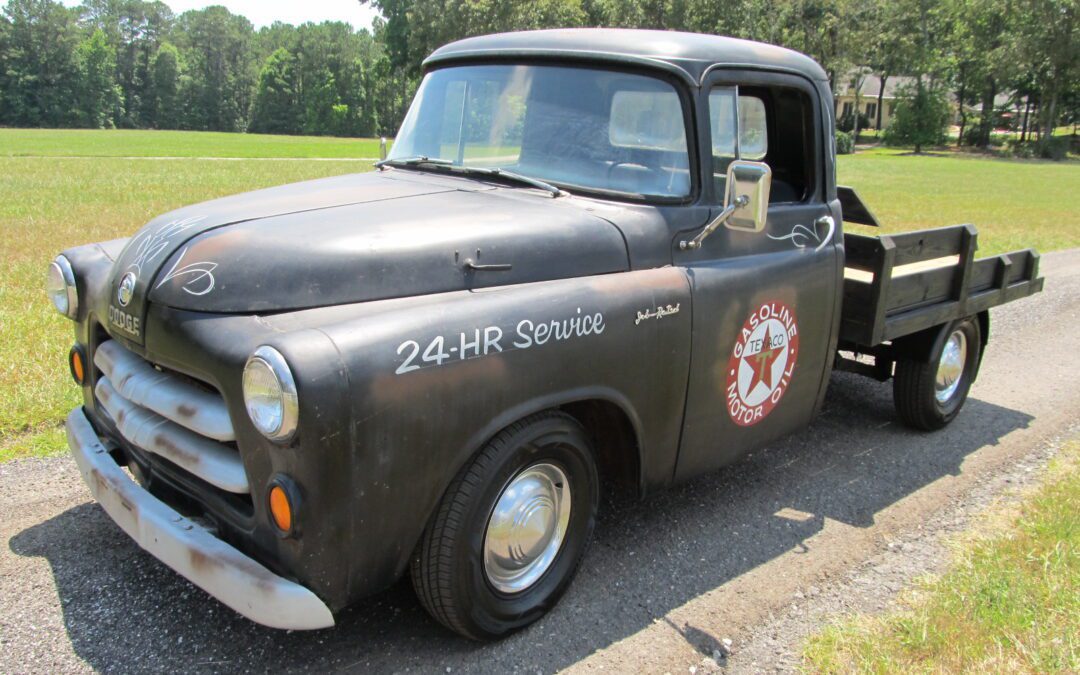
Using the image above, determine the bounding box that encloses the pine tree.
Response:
[250,47,301,134]
[73,28,121,128]
[150,42,182,128]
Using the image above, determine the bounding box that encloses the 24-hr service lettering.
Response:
[395,307,605,375]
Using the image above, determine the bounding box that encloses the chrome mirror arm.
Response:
[680,194,749,250]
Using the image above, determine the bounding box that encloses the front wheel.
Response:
[410,411,599,640]
[893,317,982,430]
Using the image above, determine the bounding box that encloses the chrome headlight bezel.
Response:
[242,346,299,443]
[46,255,79,319]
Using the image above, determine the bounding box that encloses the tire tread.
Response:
[410,411,573,640]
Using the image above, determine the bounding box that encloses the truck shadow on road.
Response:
[10,372,1034,673]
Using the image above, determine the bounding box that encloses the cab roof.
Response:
[424,29,829,86]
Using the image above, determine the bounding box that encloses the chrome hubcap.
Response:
[483,462,571,594]
[935,330,967,403]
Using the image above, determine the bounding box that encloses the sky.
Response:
[61,0,381,31]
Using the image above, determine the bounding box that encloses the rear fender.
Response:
[891,311,988,370]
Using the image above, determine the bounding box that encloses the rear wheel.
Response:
[411,411,599,640]
[893,317,982,430]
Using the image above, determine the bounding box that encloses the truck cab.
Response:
[50,29,1042,640]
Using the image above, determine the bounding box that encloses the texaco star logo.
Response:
[725,301,800,426]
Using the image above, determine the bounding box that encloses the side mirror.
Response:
[379,137,388,161]
[723,160,771,232]
[679,160,772,250]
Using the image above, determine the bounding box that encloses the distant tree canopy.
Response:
[0,0,1076,144]
[0,0,393,135]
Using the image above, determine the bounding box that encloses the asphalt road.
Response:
[2,249,1078,674]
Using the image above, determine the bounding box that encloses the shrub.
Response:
[1005,139,1037,159]
[836,130,855,154]
[1036,137,1069,160]
[1007,137,1070,160]
[837,110,871,133]
[883,82,950,152]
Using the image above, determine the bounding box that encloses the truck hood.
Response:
[106,170,629,341]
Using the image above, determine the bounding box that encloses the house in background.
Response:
[834,73,903,129]
[835,71,1017,131]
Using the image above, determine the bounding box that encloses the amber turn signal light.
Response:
[69,345,86,385]
[269,483,293,533]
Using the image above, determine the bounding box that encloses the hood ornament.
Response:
[117,272,136,307]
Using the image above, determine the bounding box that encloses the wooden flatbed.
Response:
[840,224,1045,348]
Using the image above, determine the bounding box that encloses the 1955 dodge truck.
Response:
[48,29,1044,640]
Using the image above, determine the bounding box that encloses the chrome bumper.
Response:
[65,407,335,630]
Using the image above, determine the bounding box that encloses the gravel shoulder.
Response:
[2,249,1078,674]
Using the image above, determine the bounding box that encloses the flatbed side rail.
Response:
[841,224,1044,347]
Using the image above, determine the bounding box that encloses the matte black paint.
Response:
[57,30,1041,618]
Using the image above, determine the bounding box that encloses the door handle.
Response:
[464,258,513,272]
[814,215,835,252]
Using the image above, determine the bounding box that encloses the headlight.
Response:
[242,346,299,443]
[46,255,78,319]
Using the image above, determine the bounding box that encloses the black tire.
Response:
[410,411,599,640]
[893,317,982,430]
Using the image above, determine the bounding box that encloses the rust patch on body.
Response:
[188,547,227,575]
[152,432,201,466]
[188,544,280,595]
[176,403,198,419]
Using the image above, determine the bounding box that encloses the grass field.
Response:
[803,439,1079,673]
[1,128,384,158]
[840,147,1080,255]
[0,129,1077,461]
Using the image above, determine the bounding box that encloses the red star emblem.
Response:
[746,325,783,392]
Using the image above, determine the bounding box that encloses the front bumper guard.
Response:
[65,407,335,630]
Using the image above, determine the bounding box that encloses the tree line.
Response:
[1,0,1076,150]
[0,0,403,135]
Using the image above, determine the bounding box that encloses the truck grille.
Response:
[92,340,249,494]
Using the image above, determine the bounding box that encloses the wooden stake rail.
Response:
[840,224,1044,347]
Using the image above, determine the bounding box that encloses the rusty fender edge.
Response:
[65,408,335,631]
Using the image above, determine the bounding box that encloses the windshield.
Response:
[389,64,692,199]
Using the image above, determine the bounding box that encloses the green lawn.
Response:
[1,128,384,158]
[803,440,1079,673]
[0,130,1077,461]
[839,147,1080,256]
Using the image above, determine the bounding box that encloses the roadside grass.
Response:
[0,129,1077,462]
[0,128,384,159]
[802,439,1079,673]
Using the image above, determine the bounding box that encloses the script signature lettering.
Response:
[635,303,681,325]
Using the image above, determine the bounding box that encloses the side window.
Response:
[739,97,768,160]
[708,88,768,199]
[708,85,814,204]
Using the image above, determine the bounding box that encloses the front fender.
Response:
[317,269,692,600]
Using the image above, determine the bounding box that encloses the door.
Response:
[673,70,841,482]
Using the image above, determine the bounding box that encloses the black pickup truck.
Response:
[48,29,1043,640]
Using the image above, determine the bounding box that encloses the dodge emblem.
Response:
[117,272,136,307]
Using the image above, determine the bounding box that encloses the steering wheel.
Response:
[606,160,654,180]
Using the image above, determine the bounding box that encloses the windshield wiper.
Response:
[377,157,567,198]
[451,166,566,198]
[375,155,454,169]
